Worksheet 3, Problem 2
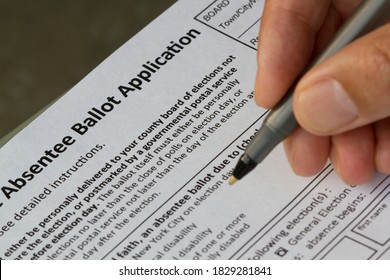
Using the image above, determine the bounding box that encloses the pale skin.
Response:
[255,0,390,185]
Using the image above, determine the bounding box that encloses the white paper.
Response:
[0,0,389,260]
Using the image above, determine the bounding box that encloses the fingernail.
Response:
[296,79,358,133]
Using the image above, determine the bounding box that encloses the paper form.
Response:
[0,0,388,260]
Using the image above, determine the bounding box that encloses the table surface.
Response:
[0,0,176,141]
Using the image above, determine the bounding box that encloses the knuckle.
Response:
[357,33,390,112]
[365,39,390,79]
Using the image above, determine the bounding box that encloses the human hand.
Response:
[255,0,390,185]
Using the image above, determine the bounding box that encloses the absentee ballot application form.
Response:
[0,0,389,260]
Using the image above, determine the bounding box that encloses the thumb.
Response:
[293,24,390,136]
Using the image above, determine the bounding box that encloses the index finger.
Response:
[255,0,331,108]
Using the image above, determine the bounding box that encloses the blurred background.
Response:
[0,0,176,140]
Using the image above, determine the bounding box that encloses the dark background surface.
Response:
[0,0,176,139]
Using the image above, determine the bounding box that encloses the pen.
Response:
[229,0,390,185]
